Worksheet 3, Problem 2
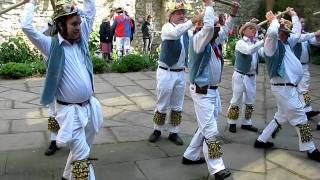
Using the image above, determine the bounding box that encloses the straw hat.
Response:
[52,0,78,22]
[168,2,186,20]
[239,22,258,36]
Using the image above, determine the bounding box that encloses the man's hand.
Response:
[203,0,214,6]
[287,7,297,17]
[315,30,320,38]
[266,11,276,24]
[192,14,203,25]
[230,1,240,17]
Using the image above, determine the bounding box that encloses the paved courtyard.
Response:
[0,64,320,180]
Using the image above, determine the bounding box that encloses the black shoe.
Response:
[168,133,184,145]
[61,178,67,180]
[241,125,258,132]
[182,157,206,165]
[317,124,320,130]
[307,149,320,162]
[254,139,274,149]
[148,130,161,143]
[44,141,59,156]
[306,111,320,120]
[229,124,236,133]
[214,169,231,180]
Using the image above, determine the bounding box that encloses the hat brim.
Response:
[53,11,78,21]
[239,22,258,36]
[169,9,186,17]
[279,27,292,34]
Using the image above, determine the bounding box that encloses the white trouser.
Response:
[228,71,256,125]
[116,37,130,58]
[298,64,312,112]
[56,97,103,180]
[154,68,185,133]
[184,85,225,175]
[48,101,57,141]
[258,85,316,152]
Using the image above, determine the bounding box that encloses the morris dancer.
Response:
[226,20,264,133]
[21,0,103,179]
[254,9,320,163]
[148,2,202,145]
[182,0,240,179]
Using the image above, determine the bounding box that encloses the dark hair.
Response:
[55,13,78,36]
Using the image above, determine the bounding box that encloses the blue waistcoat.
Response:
[40,35,94,106]
[293,42,311,62]
[234,50,259,74]
[264,40,286,79]
[189,39,224,87]
[159,32,189,67]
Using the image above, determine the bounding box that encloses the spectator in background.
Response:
[112,7,133,59]
[141,15,154,54]
[99,17,114,61]
[125,11,135,43]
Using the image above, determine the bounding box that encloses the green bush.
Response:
[30,61,46,75]
[0,62,33,79]
[111,60,129,73]
[0,36,43,64]
[312,56,320,65]
[225,36,239,65]
[92,56,107,73]
[89,27,100,53]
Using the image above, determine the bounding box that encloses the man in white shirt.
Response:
[294,17,320,123]
[21,0,103,179]
[182,0,239,179]
[148,2,202,145]
[254,9,320,163]
[226,21,264,133]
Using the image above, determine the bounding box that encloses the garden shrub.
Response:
[0,62,33,79]
[92,56,107,73]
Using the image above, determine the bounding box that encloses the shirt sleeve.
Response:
[79,0,96,42]
[215,16,234,45]
[161,20,193,40]
[288,15,301,48]
[264,19,279,57]
[193,6,216,53]
[21,3,51,58]
[236,39,264,55]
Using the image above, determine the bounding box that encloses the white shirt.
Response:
[264,16,303,85]
[21,0,96,103]
[235,36,264,74]
[298,32,320,63]
[159,20,193,69]
[192,6,234,85]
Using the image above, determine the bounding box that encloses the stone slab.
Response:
[110,125,153,142]
[123,72,151,80]
[0,120,10,134]
[12,118,47,133]
[0,90,38,102]
[0,132,45,151]
[136,156,208,180]
[223,143,265,173]
[91,141,166,164]
[95,162,147,180]
[117,85,151,97]
[266,149,320,179]
[0,100,12,109]
[0,152,6,175]
[26,78,44,87]
[14,101,41,109]
[93,127,118,144]
[105,77,136,86]
[130,96,156,110]
[96,92,134,106]
[0,108,42,120]
[266,167,307,180]
[94,82,117,93]
[135,79,156,90]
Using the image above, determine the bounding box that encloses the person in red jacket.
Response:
[112,7,133,59]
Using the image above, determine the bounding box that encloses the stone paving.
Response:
[0,64,320,180]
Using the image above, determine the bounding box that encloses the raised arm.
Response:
[287,8,301,47]
[236,39,263,55]
[79,0,96,41]
[264,11,279,57]
[161,20,193,40]
[193,2,216,53]
[21,0,51,58]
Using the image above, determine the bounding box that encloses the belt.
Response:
[193,84,218,94]
[301,62,308,65]
[57,99,90,106]
[235,70,255,77]
[159,66,184,72]
[272,83,297,87]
